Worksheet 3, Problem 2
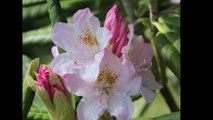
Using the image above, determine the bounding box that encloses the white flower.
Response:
[64,49,141,120]
[50,8,112,82]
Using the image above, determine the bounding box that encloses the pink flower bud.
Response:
[104,5,129,58]
[36,65,67,101]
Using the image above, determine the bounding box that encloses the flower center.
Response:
[79,27,99,48]
[96,65,118,95]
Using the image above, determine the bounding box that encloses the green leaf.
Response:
[22,1,51,31]
[23,74,35,120]
[153,22,180,52]
[152,111,180,120]
[47,0,67,26]
[27,94,50,120]
[72,95,82,111]
[23,0,46,7]
[23,58,40,120]
[53,91,75,120]
[141,18,152,28]
[155,32,180,80]
[23,0,93,31]
[158,16,180,28]
[23,26,52,46]
[132,117,151,120]
[27,106,49,120]
[23,55,31,78]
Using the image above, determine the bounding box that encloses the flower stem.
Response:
[147,0,179,112]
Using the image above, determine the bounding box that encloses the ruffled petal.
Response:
[52,22,78,52]
[108,92,133,120]
[142,72,163,90]
[77,95,107,120]
[63,73,94,97]
[140,86,156,103]
[127,24,134,42]
[95,27,112,50]
[49,53,81,76]
[80,50,105,82]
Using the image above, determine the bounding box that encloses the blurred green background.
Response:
[23,0,180,119]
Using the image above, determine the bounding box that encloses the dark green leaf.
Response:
[23,0,46,7]
[154,22,180,52]
[156,32,180,79]
[23,26,52,46]
[141,18,152,28]
[152,111,180,120]
[47,0,67,26]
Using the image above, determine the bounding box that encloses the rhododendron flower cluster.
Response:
[46,5,162,120]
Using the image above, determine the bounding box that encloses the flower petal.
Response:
[51,46,59,58]
[77,95,107,120]
[63,73,94,97]
[49,53,81,76]
[80,50,105,82]
[108,92,133,120]
[142,72,163,90]
[140,86,156,103]
[100,49,140,95]
[95,27,112,50]
[52,22,78,52]
[127,24,134,41]
[119,58,141,95]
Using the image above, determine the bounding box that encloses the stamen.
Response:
[97,65,118,85]
[79,27,99,47]
[96,65,118,95]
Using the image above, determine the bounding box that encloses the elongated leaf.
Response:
[23,0,46,7]
[47,0,67,26]
[23,3,48,23]
[152,111,180,120]
[156,32,180,80]
[23,58,40,120]
[23,26,52,46]
[158,16,180,28]
[132,117,150,120]
[27,94,50,120]
[23,55,31,78]
[153,22,180,45]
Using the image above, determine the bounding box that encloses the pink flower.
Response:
[50,8,112,81]
[64,49,141,120]
[104,5,132,58]
[122,26,163,103]
[36,65,67,101]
